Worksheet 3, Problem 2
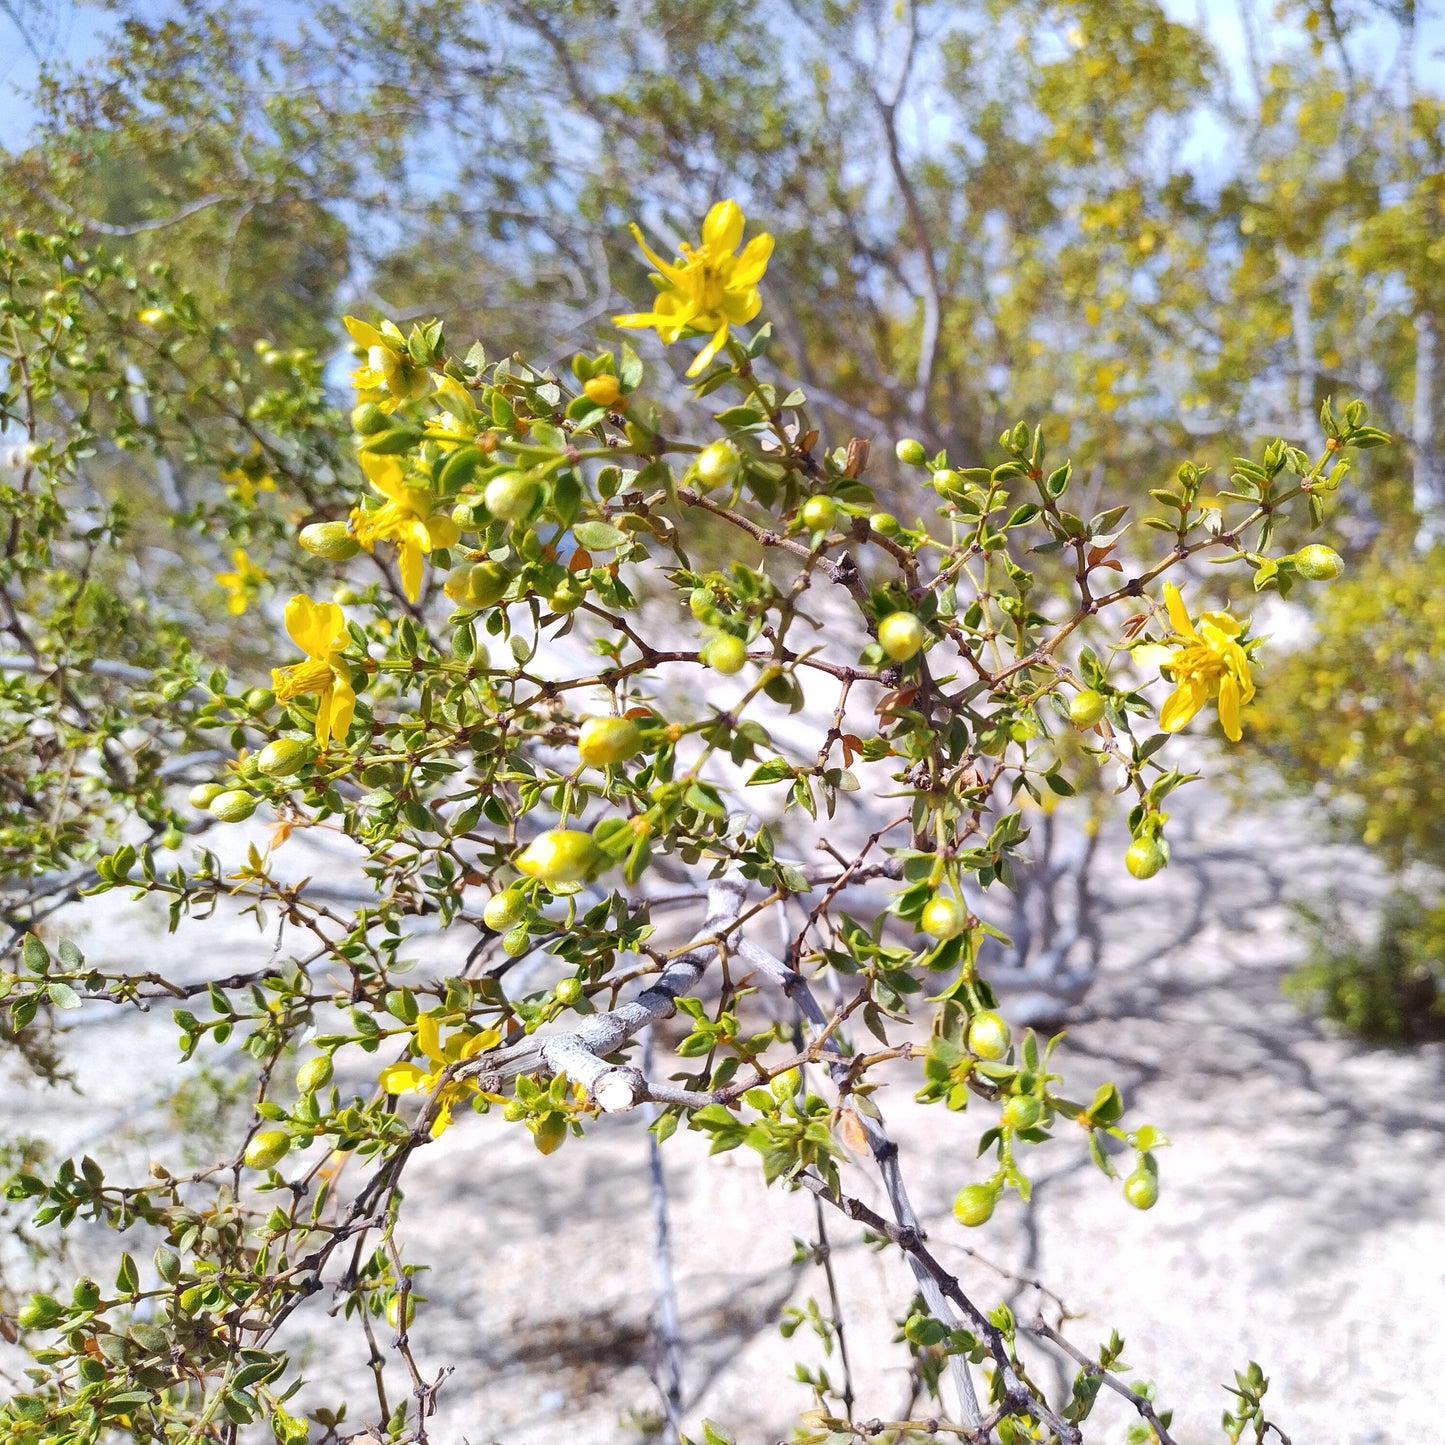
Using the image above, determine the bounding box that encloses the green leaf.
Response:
[572,520,630,551]
[47,981,81,1010]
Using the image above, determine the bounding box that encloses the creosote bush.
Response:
[0,199,1380,1443]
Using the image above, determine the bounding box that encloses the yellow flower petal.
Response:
[1163,582,1195,639]
[1218,675,1243,741]
[686,321,732,377]
[1159,679,1208,733]
[378,1062,426,1095]
[343,315,386,350]
[731,231,775,286]
[702,199,745,253]
[399,541,424,603]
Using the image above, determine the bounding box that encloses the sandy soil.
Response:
[2,787,1442,1445]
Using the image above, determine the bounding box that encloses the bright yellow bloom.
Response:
[349,453,460,603]
[343,315,431,410]
[613,200,774,377]
[423,373,478,443]
[221,452,278,506]
[378,1014,501,1138]
[1134,582,1257,742]
[214,548,268,616]
[270,594,356,748]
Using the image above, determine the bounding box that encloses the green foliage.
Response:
[1285,892,1445,1044]
[1253,547,1445,867]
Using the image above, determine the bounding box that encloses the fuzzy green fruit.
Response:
[800,495,837,531]
[696,440,741,489]
[1125,837,1167,879]
[295,1056,333,1094]
[553,977,583,1006]
[1002,1095,1041,1130]
[483,889,527,931]
[578,716,642,767]
[209,790,258,823]
[1124,1166,1159,1210]
[515,829,599,886]
[483,473,539,523]
[256,738,310,778]
[953,1183,996,1227]
[1294,544,1344,581]
[702,634,748,675]
[895,438,927,466]
[445,560,511,610]
[1068,688,1107,728]
[966,1010,1010,1061]
[243,1130,291,1171]
[188,783,224,810]
[550,577,586,612]
[298,521,361,561]
[350,402,389,435]
[869,511,901,536]
[920,896,967,940]
[877,612,926,662]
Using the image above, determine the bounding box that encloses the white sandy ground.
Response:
[2,787,1443,1445]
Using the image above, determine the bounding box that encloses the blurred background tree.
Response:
[2,7,1442,972]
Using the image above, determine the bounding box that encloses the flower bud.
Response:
[869,511,901,536]
[189,783,224,810]
[696,440,740,489]
[209,790,258,823]
[256,738,311,778]
[299,521,360,561]
[582,374,621,407]
[1293,544,1344,581]
[895,438,928,466]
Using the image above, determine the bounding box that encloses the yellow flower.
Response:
[270,594,356,748]
[215,548,268,616]
[613,199,774,377]
[1134,582,1257,742]
[423,374,478,443]
[349,453,460,603]
[342,315,431,409]
[379,1014,500,1138]
[221,451,278,506]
